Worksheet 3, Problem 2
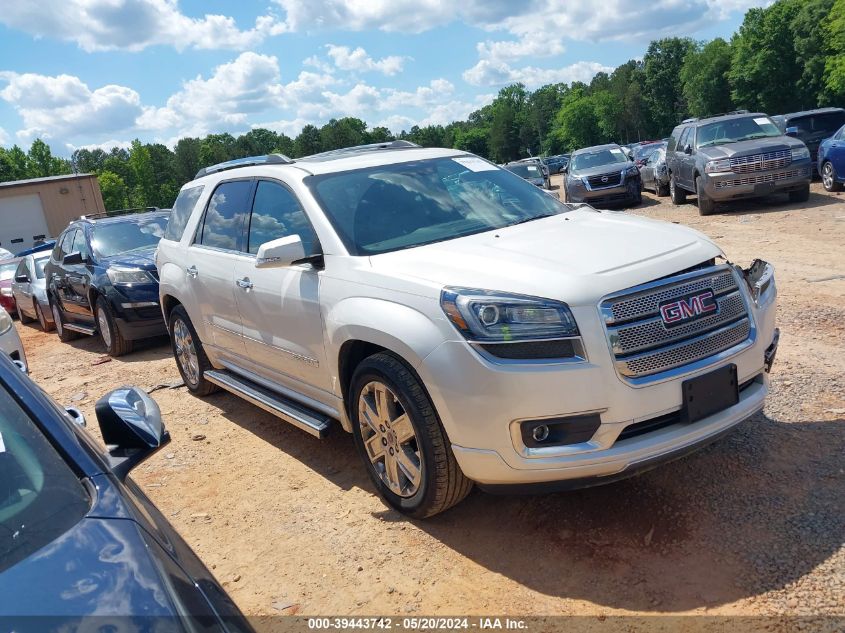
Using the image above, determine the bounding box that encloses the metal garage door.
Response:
[0,194,50,252]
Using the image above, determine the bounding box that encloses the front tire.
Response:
[670,174,687,205]
[96,296,133,357]
[17,302,34,324]
[788,184,811,203]
[36,301,54,331]
[696,176,716,215]
[51,300,80,342]
[656,178,669,197]
[350,352,472,518]
[168,305,219,396]
[822,162,842,192]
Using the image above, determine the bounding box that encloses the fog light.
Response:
[532,424,550,442]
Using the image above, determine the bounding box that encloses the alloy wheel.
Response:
[173,318,200,387]
[358,380,422,498]
[97,308,112,349]
[823,163,834,191]
[36,302,47,330]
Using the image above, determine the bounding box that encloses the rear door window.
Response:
[196,181,252,252]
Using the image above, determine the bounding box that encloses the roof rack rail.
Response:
[195,153,294,179]
[682,117,699,123]
[300,140,420,161]
[79,207,162,221]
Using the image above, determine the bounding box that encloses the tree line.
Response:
[0,0,843,211]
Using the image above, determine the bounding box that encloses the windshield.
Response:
[32,257,48,279]
[697,116,781,148]
[634,143,665,160]
[0,385,90,573]
[0,262,18,281]
[308,156,569,256]
[505,164,542,179]
[91,216,168,258]
[571,148,629,171]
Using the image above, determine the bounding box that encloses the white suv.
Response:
[157,142,779,518]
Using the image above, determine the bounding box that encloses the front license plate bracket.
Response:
[681,364,739,424]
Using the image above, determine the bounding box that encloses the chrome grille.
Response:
[600,266,753,380]
[730,149,791,174]
[586,171,622,188]
[715,168,808,189]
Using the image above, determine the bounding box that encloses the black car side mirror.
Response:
[14,273,29,283]
[63,251,84,265]
[96,386,170,480]
[683,144,693,155]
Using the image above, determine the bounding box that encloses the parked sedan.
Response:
[46,210,169,356]
[640,146,670,196]
[0,307,26,370]
[563,143,642,207]
[0,352,252,631]
[0,258,20,317]
[817,123,845,192]
[504,162,548,188]
[10,252,54,331]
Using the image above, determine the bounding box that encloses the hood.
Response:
[0,516,183,620]
[697,136,803,159]
[570,162,630,178]
[100,246,157,271]
[369,209,721,306]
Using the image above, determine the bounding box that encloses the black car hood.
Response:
[99,247,157,271]
[697,136,803,159]
[570,163,630,178]
[0,515,182,620]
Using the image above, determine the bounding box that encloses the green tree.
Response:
[823,0,845,100]
[528,83,567,153]
[235,128,280,157]
[27,139,54,178]
[548,88,602,152]
[173,137,201,184]
[294,125,322,156]
[792,0,836,106]
[366,127,394,144]
[643,37,696,135]
[71,148,107,174]
[199,133,237,167]
[681,38,734,118]
[319,117,367,151]
[729,1,804,112]
[128,140,156,208]
[98,170,128,211]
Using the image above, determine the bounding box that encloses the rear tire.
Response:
[696,176,716,215]
[36,301,54,332]
[822,161,842,192]
[670,174,687,205]
[51,300,80,342]
[656,180,669,197]
[788,184,811,202]
[96,296,133,357]
[350,352,472,519]
[168,305,219,396]
[17,302,34,324]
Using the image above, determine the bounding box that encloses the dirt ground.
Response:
[13,178,845,622]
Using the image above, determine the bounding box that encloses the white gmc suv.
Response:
[156,142,779,518]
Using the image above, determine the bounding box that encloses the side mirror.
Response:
[683,144,693,155]
[96,386,169,480]
[255,235,306,269]
[785,126,798,136]
[14,274,29,283]
[63,251,84,265]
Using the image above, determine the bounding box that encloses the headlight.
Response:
[0,308,11,334]
[106,268,156,285]
[705,158,732,174]
[791,146,810,161]
[440,287,579,342]
[0,287,11,297]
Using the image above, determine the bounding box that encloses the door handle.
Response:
[236,277,253,290]
[186,265,198,278]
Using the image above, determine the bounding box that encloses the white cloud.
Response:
[463,60,613,88]
[376,115,417,134]
[325,45,407,75]
[0,0,285,52]
[0,72,143,144]
[476,37,565,64]
[66,139,132,153]
[0,127,8,146]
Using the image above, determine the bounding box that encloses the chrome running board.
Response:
[203,369,333,438]
[63,322,97,335]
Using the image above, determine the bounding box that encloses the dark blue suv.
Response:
[0,353,253,631]
[45,210,169,356]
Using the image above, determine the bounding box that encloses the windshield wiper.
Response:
[503,214,557,228]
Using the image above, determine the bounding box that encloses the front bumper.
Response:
[0,324,27,371]
[568,177,640,207]
[704,161,811,201]
[104,285,167,341]
[418,266,778,487]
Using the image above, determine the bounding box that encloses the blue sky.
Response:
[0,0,766,156]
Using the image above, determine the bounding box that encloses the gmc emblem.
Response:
[659,290,718,327]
